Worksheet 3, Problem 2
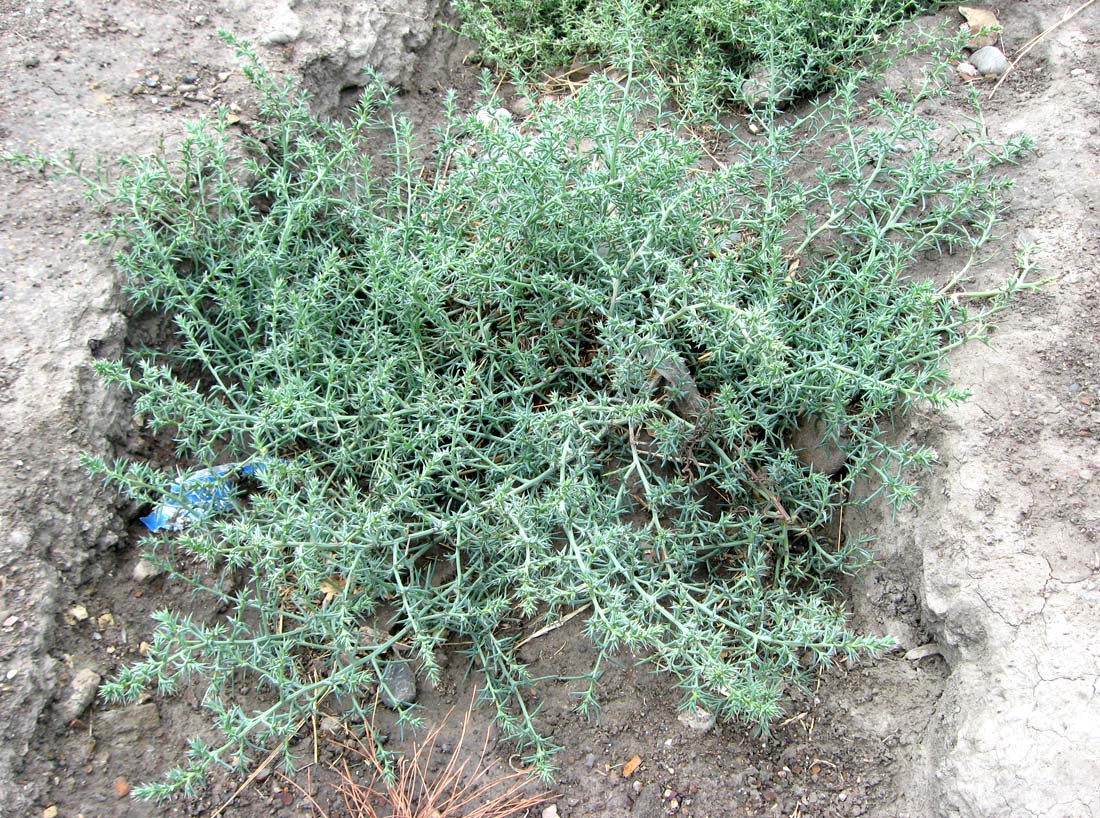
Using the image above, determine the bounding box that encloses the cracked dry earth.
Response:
[1,2,1099,818]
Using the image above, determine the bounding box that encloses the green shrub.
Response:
[8,34,1032,799]
[455,0,930,113]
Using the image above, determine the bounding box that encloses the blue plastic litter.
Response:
[141,462,266,533]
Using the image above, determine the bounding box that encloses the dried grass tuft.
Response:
[334,694,554,818]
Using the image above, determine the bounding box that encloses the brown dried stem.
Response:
[333,691,554,818]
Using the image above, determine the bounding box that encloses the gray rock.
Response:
[606,790,632,811]
[262,5,302,45]
[969,47,1009,77]
[379,661,417,709]
[56,668,101,723]
[957,62,981,81]
[632,784,665,818]
[791,416,848,475]
[132,558,162,583]
[677,706,717,733]
[741,67,796,110]
[96,702,160,738]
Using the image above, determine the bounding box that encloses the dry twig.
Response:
[990,0,1099,97]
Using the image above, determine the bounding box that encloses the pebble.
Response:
[584,752,596,769]
[509,95,532,118]
[56,667,101,723]
[542,805,560,818]
[742,67,795,109]
[475,107,513,127]
[97,702,160,737]
[957,62,981,81]
[132,558,162,583]
[969,46,1008,76]
[632,785,665,818]
[676,706,717,733]
[263,8,302,45]
[791,416,847,476]
[1071,68,1088,77]
[607,791,632,811]
[42,807,58,818]
[379,661,417,708]
[68,604,89,622]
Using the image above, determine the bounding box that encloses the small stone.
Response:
[2,615,18,628]
[132,558,162,583]
[193,15,208,25]
[1071,68,1088,77]
[632,785,665,818]
[677,706,717,733]
[607,791,632,811]
[57,668,101,723]
[96,613,115,631]
[379,661,417,708]
[320,715,342,734]
[791,416,848,475]
[217,71,231,83]
[23,55,40,68]
[97,702,160,737]
[43,807,58,818]
[509,95,533,118]
[542,805,560,818]
[957,62,981,81]
[68,604,89,622]
[113,776,131,798]
[583,752,596,769]
[475,107,512,128]
[144,76,159,88]
[262,8,302,45]
[632,780,643,794]
[742,67,795,109]
[969,46,1008,77]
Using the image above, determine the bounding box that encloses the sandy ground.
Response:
[1,2,1098,817]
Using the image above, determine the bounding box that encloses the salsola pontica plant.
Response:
[7,30,1031,798]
